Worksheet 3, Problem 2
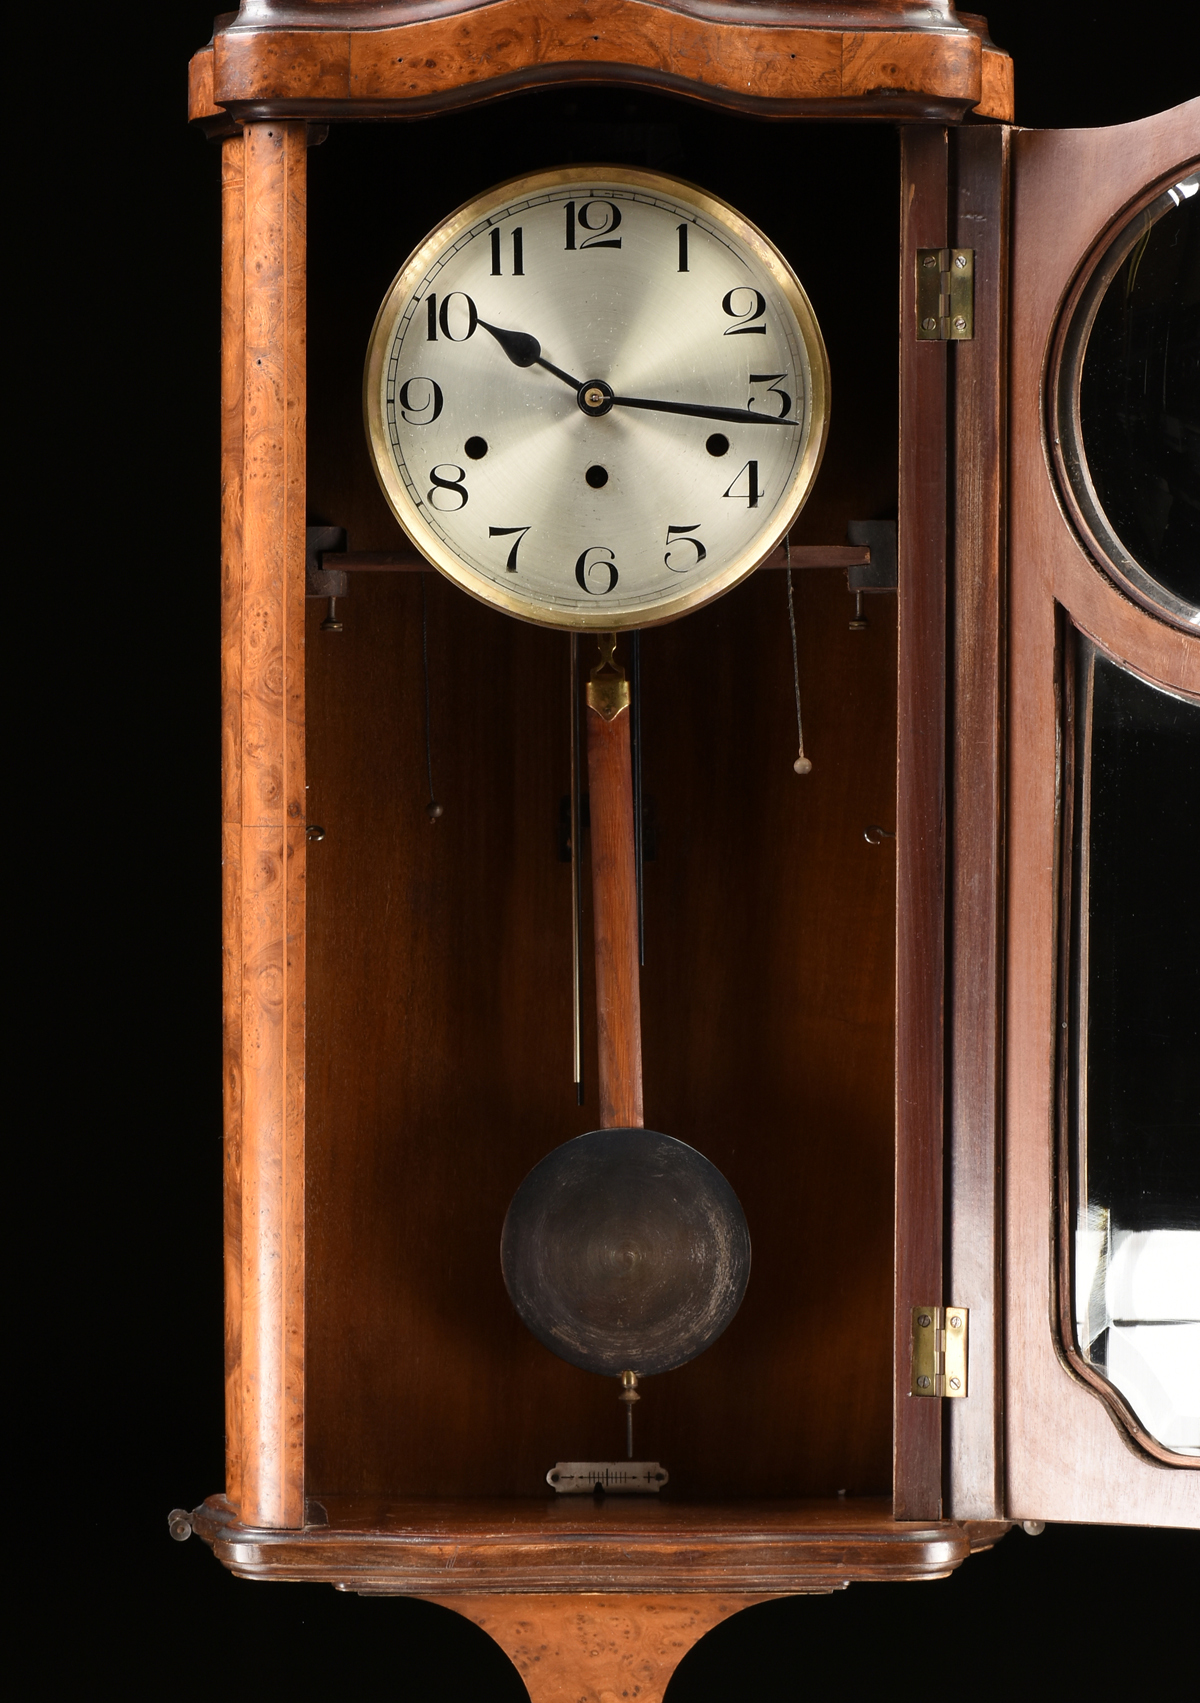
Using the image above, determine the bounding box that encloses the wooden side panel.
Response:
[1006,100,1200,1526]
[945,124,1009,1521]
[221,134,246,1516]
[586,700,643,1131]
[894,126,948,1521]
[236,120,308,1531]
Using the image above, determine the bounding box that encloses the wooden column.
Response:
[220,131,246,1520]
[433,1595,760,1703]
[225,120,308,1529]
[893,126,948,1520]
[946,124,1009,1521]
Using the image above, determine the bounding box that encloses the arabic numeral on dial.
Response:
[398,377,444,424]
[722,288,767,335]
[575,546,619,594]
[748,372,791,419]
[723,460,764,508]
[425,292,478,341]
[428,464,469,511]
[565,200,623,251]
[490,227,524,275]
[489,525,531,571]
[664,524,706,573]
[677,222,689,272]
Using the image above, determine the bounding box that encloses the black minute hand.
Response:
[611,395,796,426]
[478,319,581,391]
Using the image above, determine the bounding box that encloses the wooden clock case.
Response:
[183,3,1198,1692]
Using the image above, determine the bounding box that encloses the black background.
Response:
[36,5,1196,1693]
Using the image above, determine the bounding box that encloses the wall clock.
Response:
[364,166,829,629]
[179,4,1198,1697]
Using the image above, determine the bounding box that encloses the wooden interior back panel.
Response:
[303,565,897,1498]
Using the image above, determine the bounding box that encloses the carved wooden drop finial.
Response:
[431,1594,764,1703]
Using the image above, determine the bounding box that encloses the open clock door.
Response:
[1003,98,1199,1526]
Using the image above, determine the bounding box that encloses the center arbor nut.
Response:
[579,380,614,416]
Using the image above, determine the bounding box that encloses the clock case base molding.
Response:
[192,1492,1007,1590]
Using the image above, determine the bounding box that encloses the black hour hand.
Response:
[479,318,541,367]
[478,319,581,391]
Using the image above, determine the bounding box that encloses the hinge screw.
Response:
[922,254,938,268]
[953,316,967,332]
[949,1315,962,1329]
[916,1375,932,1389]
[917,1314,932,1328]
[949,1376,962,1391]
[954,253,968,269]
[921,317,937,331]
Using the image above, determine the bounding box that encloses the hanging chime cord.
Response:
[786,565,812,775]
[422,574,443,821]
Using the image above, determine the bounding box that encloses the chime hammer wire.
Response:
[786,563,812,775]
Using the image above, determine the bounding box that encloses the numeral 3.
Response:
[747,373,792,419]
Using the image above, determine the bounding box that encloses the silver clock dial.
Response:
[365,168,829,630]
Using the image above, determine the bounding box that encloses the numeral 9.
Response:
[398,377,444,424]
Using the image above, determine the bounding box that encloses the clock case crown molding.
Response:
[188,0,1013,134]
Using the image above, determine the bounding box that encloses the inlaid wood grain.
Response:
[190,0,1008,125]
[430,1594,761,1703]
[221,133,246,1518]
[236,120,309,1530]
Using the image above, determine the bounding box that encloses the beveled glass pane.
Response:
[1058,173,1200,627]
[1070,642,1200,1456]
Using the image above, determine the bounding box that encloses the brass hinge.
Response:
[910,1305,969,1396]
[916,249,974,340]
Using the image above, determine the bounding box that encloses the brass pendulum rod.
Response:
[570,635,584,1104]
